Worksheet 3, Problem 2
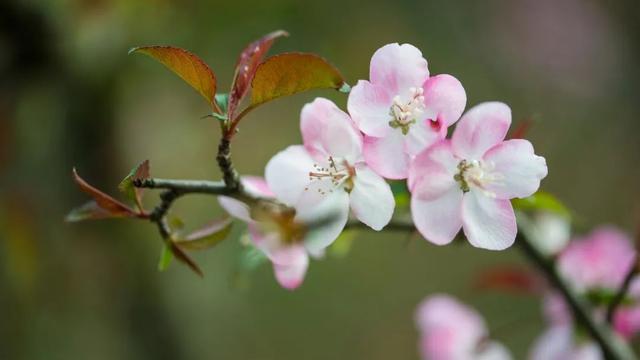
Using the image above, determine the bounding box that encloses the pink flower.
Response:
[265,97,395,233]
[408,102,548,250]
[347,43,467,179]
[557,226,636,292]
[530,325,602,360]
[415,294,511,360]
[218,177,347,290]
[541,227,640,339]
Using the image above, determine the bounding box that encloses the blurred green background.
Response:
[2,0,640,359]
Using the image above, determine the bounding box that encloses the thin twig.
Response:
[607,256,639,324]
[518,233,635,360]
[134,178,229,195]
[349,217,636,359]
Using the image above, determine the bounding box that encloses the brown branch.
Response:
[348,216,636,360]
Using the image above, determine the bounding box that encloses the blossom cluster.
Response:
[220,43,548,290]
[415,226,640,360]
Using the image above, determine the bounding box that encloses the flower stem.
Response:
[517,232,636,360]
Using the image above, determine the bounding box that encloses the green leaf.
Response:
[157,244,173,271]
[118,160,150,212]
[228,30,289,118]
[251,52,347,106]
[390,181,410,208]
[69,168,137,220]
[586,288,633,307]
[239,241,268,271]
[130,46,217,110]
[168,216,185,232]
[214,93,229,118]
[174,217,233,250]
[512,191,571,218]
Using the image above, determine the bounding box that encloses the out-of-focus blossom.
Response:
[530,325,602,360]
[528,213,571,256]
[415,294,511,360]
[532,227,639,358]
[408,102,548,250]
[557,227,635,292]
[219,177,347,290]
[266,98,394,232]
[348,43,466,179]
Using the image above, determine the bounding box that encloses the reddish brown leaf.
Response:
[510,118,533,139]
[474,265,544,295]
[71,168,137,218]
[227,30,289,119]
[130,46,217,110]
[175,217,233,250]
[66,201,114,222]
[170,242,203,277]
[251,52,347,106]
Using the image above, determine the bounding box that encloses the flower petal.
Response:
[404,117,446,157]
[363,132,410,179]
[271,245,309,290]
[557,226,635,291]
[265,145,315,206]
[408,140,458,199]
[461,190,517,250]
[411,187,463,245]
[483,139,548,199]
[422,74,467,127]
[347,80,394,137]
[452,102,511,159]
[295,189,350,257]
[529,326,573,360]
[218,176,273,222]
[476,342,512,360]
[301,97,363,163]
[350,165,395,230]
[416,295,487,360]
[369,43,429,98]
[218,196,252,222]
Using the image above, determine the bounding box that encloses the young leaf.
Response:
[251,52,347,106]
[118,160,150,212]
[169,242,203,277]
[65,201,112,222]
[390,181,410,208]
[227,30,289,118]
[174,217,233,250]
[474,265,543,295]
[71,168,137,218]
[215,93,229,119]
[509,118,533,139]
[157,243,174,271]
[238,241,268,271]
[512,191,571,218]
[129,46,217,110]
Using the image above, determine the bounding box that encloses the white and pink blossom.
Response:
[416,294,511,360]
[348,43,467,179]
[265,97,395,233]
[408,102,548,250]
[531,227,639,359]
[218,176,347,290]
[557,227,636,292]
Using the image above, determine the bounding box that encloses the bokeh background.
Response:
[2,0,640,359]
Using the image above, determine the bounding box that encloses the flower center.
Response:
[307,156,355,194]
[388,87,426,135]
[453,159,504,197]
